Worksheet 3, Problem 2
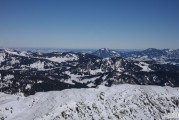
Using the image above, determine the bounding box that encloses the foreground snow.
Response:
[0,84,179,120]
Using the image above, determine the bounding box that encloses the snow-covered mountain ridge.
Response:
[0,84,179,120]
[0,48,179,96]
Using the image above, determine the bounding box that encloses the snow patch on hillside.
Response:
[0,53,5,63]
[46,54,78,63]
[5,49,19,56]
[135,62,152,72]
[19,51,28,56]
[30,61,44,70]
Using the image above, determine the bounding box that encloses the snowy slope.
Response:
[0,84,179,120]
[46,53,79,63]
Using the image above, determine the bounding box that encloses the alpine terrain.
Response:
[0,48,179,120]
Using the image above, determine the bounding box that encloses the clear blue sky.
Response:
[0,0,179,49]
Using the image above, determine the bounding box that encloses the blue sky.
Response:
[0,0,179,49]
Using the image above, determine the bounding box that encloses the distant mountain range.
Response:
[92,48,179,65]
[120,48,179,60]
[0,48,179,96]
[91,48,179,59]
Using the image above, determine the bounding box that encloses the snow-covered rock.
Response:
[0,84,179,120]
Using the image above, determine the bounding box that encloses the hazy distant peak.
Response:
[99,48,109,51]
[92,48,120,58]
